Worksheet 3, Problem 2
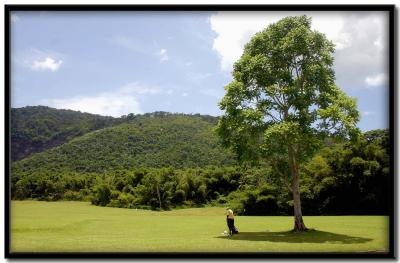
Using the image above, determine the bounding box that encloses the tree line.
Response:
[11,129,390,215]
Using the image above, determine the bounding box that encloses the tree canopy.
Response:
[11,113,235,173]
[11,106,123,161]
[216,15,360,231]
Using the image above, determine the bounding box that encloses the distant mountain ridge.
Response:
[11,106,124,161]
[11,107,235,174]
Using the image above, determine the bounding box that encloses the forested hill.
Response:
[11,106,124,161]
[10,107,390,215]
[11,112,236,174]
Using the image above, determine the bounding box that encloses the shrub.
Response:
[91,184,112,206]
[172,189,186,204]
[217,196,228,204]
[255,195,278,215]
[63,190,81,201]
[117,192,136,208]
[150,198,161,210]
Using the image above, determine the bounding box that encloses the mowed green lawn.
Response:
[11,201,389,253]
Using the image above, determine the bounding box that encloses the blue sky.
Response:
[10,11,389,131]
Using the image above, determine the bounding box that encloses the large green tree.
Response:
[216,16,360,231]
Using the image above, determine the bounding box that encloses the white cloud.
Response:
[30,57,63,72]
[158,49,169,62]
[365,73,388,87]
[333,13,388,90]
[210,12,315,72]
[42,82,174,117]
[43,93,141,117]
[181,92,188,97]
[209,11,388,90]
[11,14,20,23]
[14,48,64,72]
[209,11,355,72]
[373,37,384,51]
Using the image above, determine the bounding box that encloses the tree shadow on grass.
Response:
[216,230,372,244]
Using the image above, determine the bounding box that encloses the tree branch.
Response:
[271,160,293,193]
[265,111,280,122]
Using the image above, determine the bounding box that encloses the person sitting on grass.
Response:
[226,207,238,236]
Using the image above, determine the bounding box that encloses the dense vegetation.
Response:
[11,106,123,161]
[10,107,390,215]
[11,112,235,172]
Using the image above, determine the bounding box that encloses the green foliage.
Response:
[216,15,359,165]
[92,184,112,206]
[11,106,124,161]
[172,189,186,204]
[63,191,82,201]
[301,129,390,215]
[215,16,361,228]
[227,184,280,216]
[12,114,235,173]
[10,104,389,215]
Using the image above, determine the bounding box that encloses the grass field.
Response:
[10,201,389,253]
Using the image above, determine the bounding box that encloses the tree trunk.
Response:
[156,183,162,210]
[288,144,308,232]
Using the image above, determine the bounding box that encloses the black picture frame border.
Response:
[4,4,396,259]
